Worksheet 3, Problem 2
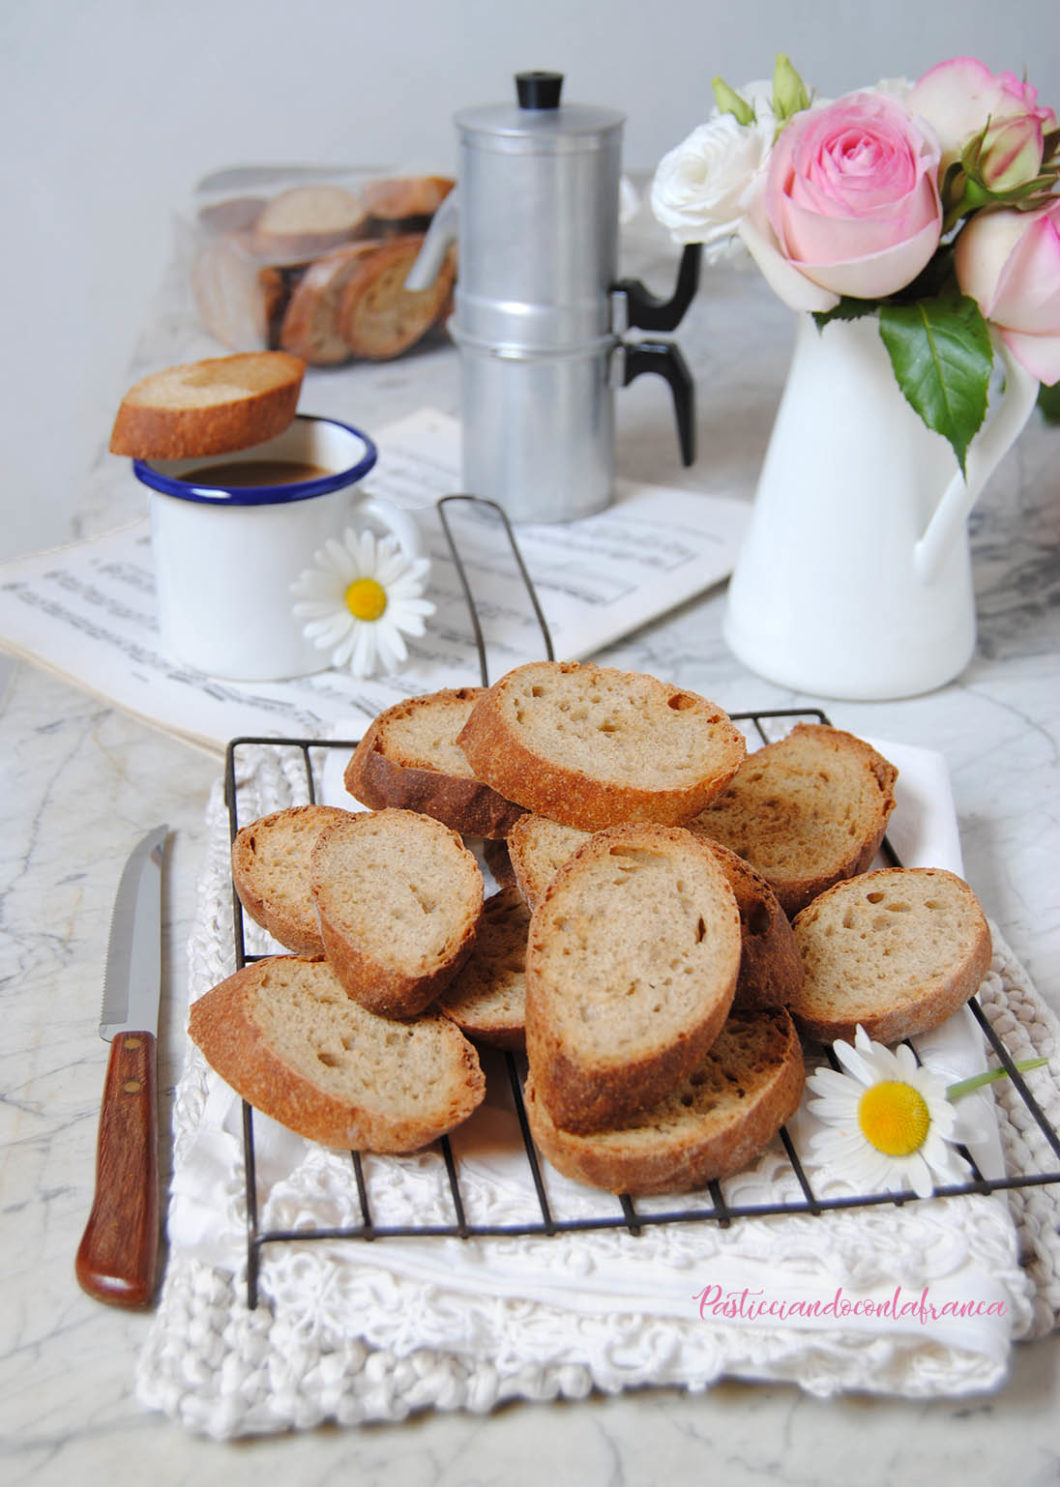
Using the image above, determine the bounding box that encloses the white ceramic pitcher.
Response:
[723,313,1040,700]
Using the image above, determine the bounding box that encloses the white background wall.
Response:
[1,0,1057,563]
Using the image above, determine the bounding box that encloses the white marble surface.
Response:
[2,226,1060,1485]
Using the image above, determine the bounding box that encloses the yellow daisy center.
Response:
[857,1080,931,1156]
[344,577,388,621]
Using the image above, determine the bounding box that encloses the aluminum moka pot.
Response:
[407,70,700,524]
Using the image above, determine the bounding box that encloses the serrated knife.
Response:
[75,824,167,1309]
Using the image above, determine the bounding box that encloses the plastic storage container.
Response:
[179,165,456,365]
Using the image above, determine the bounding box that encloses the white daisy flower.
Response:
[804,1025,970,1199]
[290,527,435,679]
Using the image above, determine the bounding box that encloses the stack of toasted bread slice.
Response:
[188,659,993,1197]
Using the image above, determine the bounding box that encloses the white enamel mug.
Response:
[135,415,421,681]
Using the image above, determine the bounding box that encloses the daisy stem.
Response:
[946,1058,1047,1101]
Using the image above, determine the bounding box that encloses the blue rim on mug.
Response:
[132,414,379,507]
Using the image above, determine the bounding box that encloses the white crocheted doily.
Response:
[136,747,1060,1440]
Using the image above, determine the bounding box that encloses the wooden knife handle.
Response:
[75,1031,160,1309]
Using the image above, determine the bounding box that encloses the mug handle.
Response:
[355,496,426,562]
[914,334,1040,584]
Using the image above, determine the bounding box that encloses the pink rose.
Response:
[761,93,943,300]
[976,113,1048,192]
[956,200,1060,384]
[908,57,1057,174]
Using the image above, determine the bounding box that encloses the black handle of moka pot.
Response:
[615,244,702,332]
[622,341,696,466]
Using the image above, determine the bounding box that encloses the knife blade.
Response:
[75,824,167,1309]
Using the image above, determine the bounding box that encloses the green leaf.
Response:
[812,296,879,330]
[1038,379,1060,424]
[878,296,993,474]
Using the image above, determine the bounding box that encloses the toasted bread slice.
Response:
[457,661,747,832]
[188,956,485,1153]
[506,814,588,910]
[525,823,742,1134]
[109,351,305,460]
[310,808,483,1019]
[508,815,802,1012]
[190,233,273,351]
[278,241,381,364]
[362,175,455,221]
[482,836,517,891]
[197,196,267,235]
[789,867,992,1044]
[525,1007,804,1194]
[689,724,898,916]
[251,184,369,262]
[703,841,805,1012]
[345,688,525,838]
[338,236,456,359]
[231,804,358,956]
[438,888,530,1050]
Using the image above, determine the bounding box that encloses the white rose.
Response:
[651,111,775,246]
[870,76,913,104]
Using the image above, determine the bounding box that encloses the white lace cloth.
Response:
[135,743,1060,1439]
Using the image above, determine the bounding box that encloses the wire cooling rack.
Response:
[223,495,1060,1309]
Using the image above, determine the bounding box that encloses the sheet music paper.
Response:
[0,410,748,752]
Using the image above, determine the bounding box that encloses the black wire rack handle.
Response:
[436,494,555,686]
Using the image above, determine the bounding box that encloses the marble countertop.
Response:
[2,233,1059,1486]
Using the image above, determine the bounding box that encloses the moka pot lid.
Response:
[455,71,625,151]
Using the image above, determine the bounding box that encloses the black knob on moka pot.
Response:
[515,71,564,110]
